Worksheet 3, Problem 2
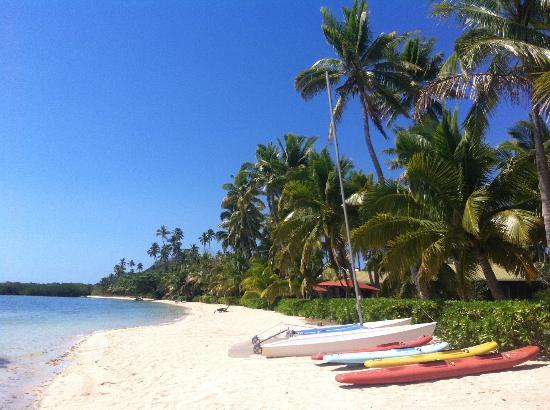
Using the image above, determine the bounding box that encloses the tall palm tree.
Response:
[220,166,265,258]
[206,229,216,250]
[147,242,160,260]
[353,109,540,300]
[295,0,411,182]
[199,232,209,252]
[128,259,135,273]
[136,262,144,273]
[160,243,172,263]
[274,148,359,291]
[253,134,317,224]
[418,0,550,245]
[156,225,171,243]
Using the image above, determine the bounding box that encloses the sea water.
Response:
[0,295,184,409]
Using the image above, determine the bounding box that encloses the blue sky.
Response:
[0,1,528,283]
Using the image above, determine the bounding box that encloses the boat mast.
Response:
[324,71,364,325]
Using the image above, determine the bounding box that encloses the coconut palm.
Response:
[147,242,160,260]
[418,0,550,244]
[353,108,540,300]
[206,229,216,250]
[241,259,296,303]
[253,134,317,224]
[156,225,171,243]
[159,243,172,263]
[199,232,209,252]
[220,166,265,258]
[136,262,144,273]
[128,259,135,273]
[273,148,359,289]
[295,0,413,182]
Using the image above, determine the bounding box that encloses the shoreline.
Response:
[37,302,549,409]
[25,297,187,408]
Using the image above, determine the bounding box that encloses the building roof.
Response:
[316,280,380,292]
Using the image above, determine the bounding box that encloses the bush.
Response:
[533,289,550,305]
[274,297,549,351]
[240,297,271,310]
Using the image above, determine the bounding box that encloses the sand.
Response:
[38,302,549,409]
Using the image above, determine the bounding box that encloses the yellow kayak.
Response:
[363,342,498,368]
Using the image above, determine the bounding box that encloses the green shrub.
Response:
[273,297,549,351]
[240,297,271,310]
[533,289,550,305]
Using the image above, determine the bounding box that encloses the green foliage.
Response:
[437,300,550,351]
[0,282,92,297]
[273,297,550,351]
[533,289,550,305]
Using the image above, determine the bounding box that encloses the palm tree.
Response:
[172,227,184,242]
[418,0,550,245]
[136,262,143,273]
[160,243,172,263]
[274,148,359,292]
[220,166,265,258]
[206,229,216,250]
[295,0,412,182]
[119,258,126,271]
[156,225,171,243]
[253,134,317,224]
[199,232,209,252]
[128,259,135,273]
[353,109,540,300]
[147,242,160,260]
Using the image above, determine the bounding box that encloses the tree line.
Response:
[96,1,549,302]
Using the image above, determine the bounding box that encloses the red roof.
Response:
[313,285,328,292]
[316,280,380,292]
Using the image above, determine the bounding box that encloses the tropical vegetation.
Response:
[95,0,549,307]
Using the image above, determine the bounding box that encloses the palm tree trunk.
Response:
[358,92,385,183]
[454,258,469,300]
[531,109,550,249]
[473,246,505,300]
[410,266,429,299]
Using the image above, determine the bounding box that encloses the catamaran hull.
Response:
[311,335,433,360]
[336,346,540,385]
[292,317,412,337]
[261,322,436,358]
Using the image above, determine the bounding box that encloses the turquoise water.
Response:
[0,295,185,409]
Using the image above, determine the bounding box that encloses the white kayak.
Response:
[321,341,449,364]
[260,322,437,358]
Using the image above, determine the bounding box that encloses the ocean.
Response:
[0,295,184,409]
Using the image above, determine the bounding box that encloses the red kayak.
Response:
[311,336,433,360]
[335,346,540,385]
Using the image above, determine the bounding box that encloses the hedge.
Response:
[275,298,550,351]
[191,295,550,351]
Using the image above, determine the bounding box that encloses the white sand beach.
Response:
[38,302,549,410]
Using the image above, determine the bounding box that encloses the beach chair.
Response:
[214,304,230,313]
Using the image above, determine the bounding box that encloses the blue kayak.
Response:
[322,342,449,364]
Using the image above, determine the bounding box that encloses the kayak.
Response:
[322,342,449,365]
[336,346,540,385]
[260,322,437,358]
[311,335,433,360]
[363,342,498,368]
[292,318,412,337]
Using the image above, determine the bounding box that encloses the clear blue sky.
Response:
[0,1,528,283]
